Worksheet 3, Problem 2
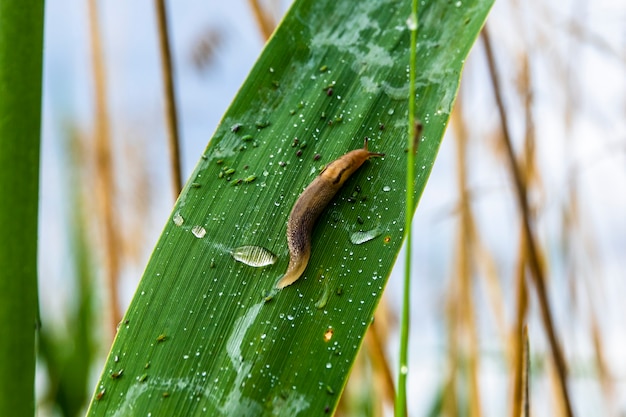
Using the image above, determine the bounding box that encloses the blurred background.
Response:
[38,0,626,415]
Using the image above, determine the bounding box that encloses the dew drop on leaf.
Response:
[173,211,184,226]
[192,225,206,238]
[231,245,277,267]
[350,227,383,245]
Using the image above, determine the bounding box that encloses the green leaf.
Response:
[86,0,493,415]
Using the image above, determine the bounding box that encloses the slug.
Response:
[276,138,384,289]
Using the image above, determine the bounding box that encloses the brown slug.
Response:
[276,138,384,289]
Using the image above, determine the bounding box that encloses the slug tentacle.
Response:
[276,138,384,289]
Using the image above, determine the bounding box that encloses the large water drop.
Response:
[173,211,184,226]
[350,226,383,245]
[231,245,277,267]
[192,225,206,238]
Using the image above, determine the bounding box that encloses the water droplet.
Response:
[400,365,408,375]
[326,362,332,369]
[406,13,417,30]
[350,226,383,245]
[191,225,206,238]
[231,245,277,267]
[382,185,391,192]
[95,388,105,400]
[173,211,184,226]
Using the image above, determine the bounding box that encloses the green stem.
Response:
[396,0,418,416]
[0,1,45,416]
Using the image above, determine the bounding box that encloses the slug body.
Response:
[276,138,384,289]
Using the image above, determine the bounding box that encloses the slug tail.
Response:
[276,252,310,289]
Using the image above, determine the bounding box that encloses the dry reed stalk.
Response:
[511,231,529,417]
[452,101,483,417]
[248,0,275,40]
[564,190,616,414]
[590,318,617,415]
[87,0,122,336]
[469,218,510,355]
[155,0,183,198]
[338,305,396,417]
[336,298,395,417]
[520,326,530,417]
[559,4,617,412]
[583,257,616,415]
[365,300,397,409]
[481,26,574,417]
[468,216,508,347]
[451,94,510,361]
[510,52,536,417]
[518,57,541,205]
[442,280,460,417]
[460,243,482,417]
[335,345,385,415]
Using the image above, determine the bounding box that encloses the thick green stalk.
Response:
[0,1,45,416]
[396,1,419,416]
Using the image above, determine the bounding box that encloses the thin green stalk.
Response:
[396,1,418,416]
[0,1,45,416]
